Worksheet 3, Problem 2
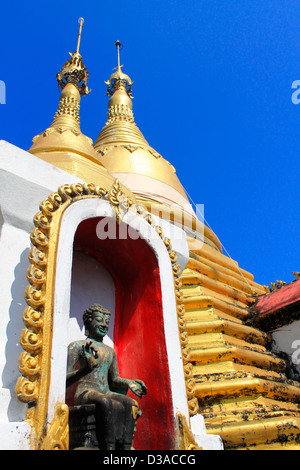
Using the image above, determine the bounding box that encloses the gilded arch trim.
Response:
[15,179,198,449]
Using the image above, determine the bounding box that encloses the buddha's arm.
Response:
[66,341,97,388]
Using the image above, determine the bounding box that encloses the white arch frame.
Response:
[48,198,190,429]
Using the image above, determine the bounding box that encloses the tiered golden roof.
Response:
[180,238,300,449]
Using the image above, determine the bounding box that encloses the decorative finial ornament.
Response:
[115,40,122,70]
[56,17,90,96]
[105,40,134,97]
[76,17,84,54]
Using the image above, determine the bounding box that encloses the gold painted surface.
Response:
[177,413,202,450]
[28,81,120,190]
[108,178,134,223]
[136,199,222,252]
[95,147,189,199]
[40,403,69,450]
[179,239,300,450]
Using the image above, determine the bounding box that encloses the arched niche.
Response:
[15,183,192,450]
[67,217,175,449]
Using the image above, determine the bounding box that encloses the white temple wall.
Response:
[0,141,84,448]
[271,319,300,376]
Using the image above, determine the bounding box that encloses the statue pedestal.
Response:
[69,404,99,450]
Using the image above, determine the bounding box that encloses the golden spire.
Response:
[76,16,84,54]
[116,39,121,68]
[50,17,91,133]
[94,41,189,202]
[94,41,150,148]
[55,17,90,101]
[104,40,134,100]
[29,19,121,190]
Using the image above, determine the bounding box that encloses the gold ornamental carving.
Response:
[40,403,69,450]
[108,178,134,223]
[15,180,197,449]
[177,414,202,451]
[15,182,109,449]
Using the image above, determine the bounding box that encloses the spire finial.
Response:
[115,40,122,71]
[76,17,85,54]
[56,17,90,96]
[105,41,134,98]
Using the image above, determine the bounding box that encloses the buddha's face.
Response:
[89,311,110,340]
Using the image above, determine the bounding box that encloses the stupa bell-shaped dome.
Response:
[94,41,192,213]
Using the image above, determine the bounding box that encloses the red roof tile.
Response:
[256,279,300,315]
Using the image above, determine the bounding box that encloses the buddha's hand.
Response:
[129,379,148,398]
[82,341,99,371]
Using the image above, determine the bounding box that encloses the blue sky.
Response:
[1,0,300,287]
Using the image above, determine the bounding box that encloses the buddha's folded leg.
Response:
[108,392,139,448]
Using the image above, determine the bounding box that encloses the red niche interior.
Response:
[70,217,175,450]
